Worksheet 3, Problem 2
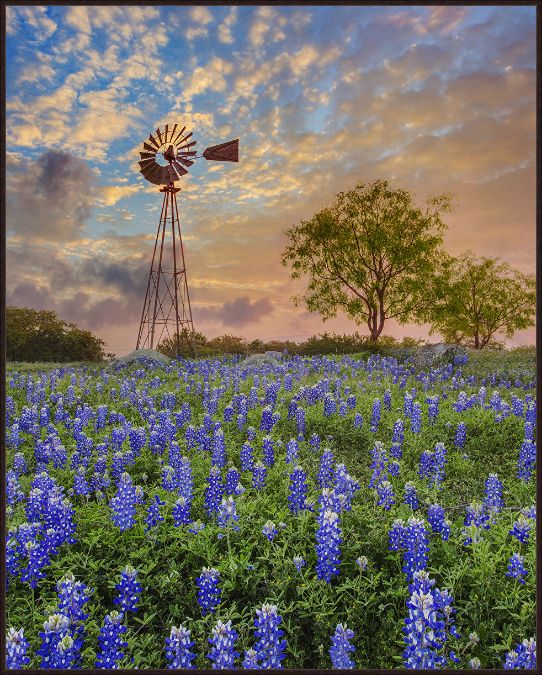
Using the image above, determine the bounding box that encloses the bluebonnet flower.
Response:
[205,466,225,517]
[225,466,241,495]
[483,473,504,517]
[310,433,321,450]
[293,556,305,572]
[329,623,355,669]
[37,613,76,668]
[389,441,402,460]
[383,389,391,411]
[392,419,404,447]
[427,397,439,424]
[369,441,387,489]
[296,407,306,437]
[161,465,177,492]
[13,451,28,477]
[263,520,278,541]
[353,412,363,428]
[503,638,536,669]
[521,504,536,520]
[262,436,275,467]
[252,604,287,669]
[188,520,205,535]
[370,398,381,432]
[196,568,221,615]
[318,448,335,488]
[212,428,227,468]
[217,496,240,532]
[95,611,128,669]
[207,619,239,669]
[403,482,419,510]
[462,502,490,545]
[356,556,368,571]
[19,535,55,589]
[454,422,467,449]
[251,462,267,490]
[402,571,460,669]
[377,481,395,510]
[391,517,429,580]
[172,496,192,526]
[427,505,451,541]
[6,627,31,669]
[223,404,234,422]
[524,420,534,441]
[510,517,531,544]
[507,553,527,584]
[240,442,254,471]
[145,494,165,531]
[315,509,342,582]
[517,440,536,481]
[288,465,308,514]
[410,402,422,433]
[57,571,90,622]
[525,401,536,425]
[286,438,299,463]
[346,394,356,409]
[242,648,259,668]
[6,471,24,507]
[338,401,348,417]
[470,657,481,668]
[388,460,400,477]
[165,625,197,669]
[110,472,138,531]
[419,443,447,488]
[334,464,360,511]
[260,406,274,432]
[114,565,142,613]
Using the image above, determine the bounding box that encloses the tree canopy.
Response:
[281,179,452,341]
[6,306,110,362]
[427,252,536,349]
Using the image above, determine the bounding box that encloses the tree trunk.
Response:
[474,332,480,349]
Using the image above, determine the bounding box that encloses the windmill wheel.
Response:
[138,123,198,185]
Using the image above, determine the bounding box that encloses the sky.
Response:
[5,4,537,355]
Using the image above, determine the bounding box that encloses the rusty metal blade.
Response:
[169,123,178,144]
[159,166,170,184]
[156,127,163,145]
[142,142,157,153]
[203,139,239,162]
[177,140,197,151]
[175,156,194,168]
[148,133,160,149]
[138,158,156,169]
[173,160,189,175]
[171,126,186,145]
[167,165,179,182]
[177,150,197,157]
[140,152,156,160]
[175,131,193,147]
[164,123,169,143]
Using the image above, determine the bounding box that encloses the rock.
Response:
[242,353,281,368]
[264,351,283,359]
[412,343,467,370]
[107,348,171,370]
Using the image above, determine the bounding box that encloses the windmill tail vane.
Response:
[135,123,239,357]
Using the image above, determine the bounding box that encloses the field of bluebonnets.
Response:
[5,347,537,669]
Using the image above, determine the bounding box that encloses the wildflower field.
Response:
[5,348,537,669]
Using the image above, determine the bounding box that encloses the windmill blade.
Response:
[177,140,197,151]
[167,165,180,182]
[148,133,160,149]
[156,127,163,145]
[139,166,160,184]
[158,166,170,184]
[163,123,169,143]
[177,150,197,157]
[175,156,194,168]
[203,139,239,162]
[175,131,193,147]
[140,152,156,160]
[138,158,156,169]
[169,123,178,144]
[142,142,157,153]
[171,126,186,145]
[173,160,189,175]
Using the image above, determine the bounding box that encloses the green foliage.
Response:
[6,306,111,362]
[426,252,536,349]
[281,179,452,341]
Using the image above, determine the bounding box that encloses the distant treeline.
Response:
[157,331,425,358]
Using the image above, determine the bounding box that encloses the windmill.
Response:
[136,123,239,357]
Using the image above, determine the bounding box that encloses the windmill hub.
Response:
[136,122,239,357]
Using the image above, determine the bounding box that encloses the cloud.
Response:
[7,6,57,40]
[218,7,237,44]
[97,185,142,206]
[6,150,97,241]
[195,297,274,327]
[189,6,213,25]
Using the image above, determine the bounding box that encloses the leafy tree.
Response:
[6,306,109,362]
[427,252,536,349]
[156,329,207,358]
[281,179,452,341]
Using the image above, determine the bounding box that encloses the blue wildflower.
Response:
[427,505,451,541]
[318,448,335,489]
[172,496,192,526]
[95,611,128,669]
[509,517,531,544]
[263,520,278,541]
[315,509,342,582]
[329,623,355,669]
[207,619,238,669]
[377,480,395,510]
[504,638,536,669]
[145,494,165,531]
[114,564,141,613]
[252,604,287,669]
[217,496,240,531]
[205,466,224,517]
[196,567,221,615]
[110,472,137,531]
[6,627,31,669]
[403,482,419,510]
[288,465,308,514]
[507,553,527,584]
[293,556,305,572]
[165,625,196,669]
[454,422,467,449]
[483,473,504,517]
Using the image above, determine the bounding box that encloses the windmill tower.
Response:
[136,124,239,357]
